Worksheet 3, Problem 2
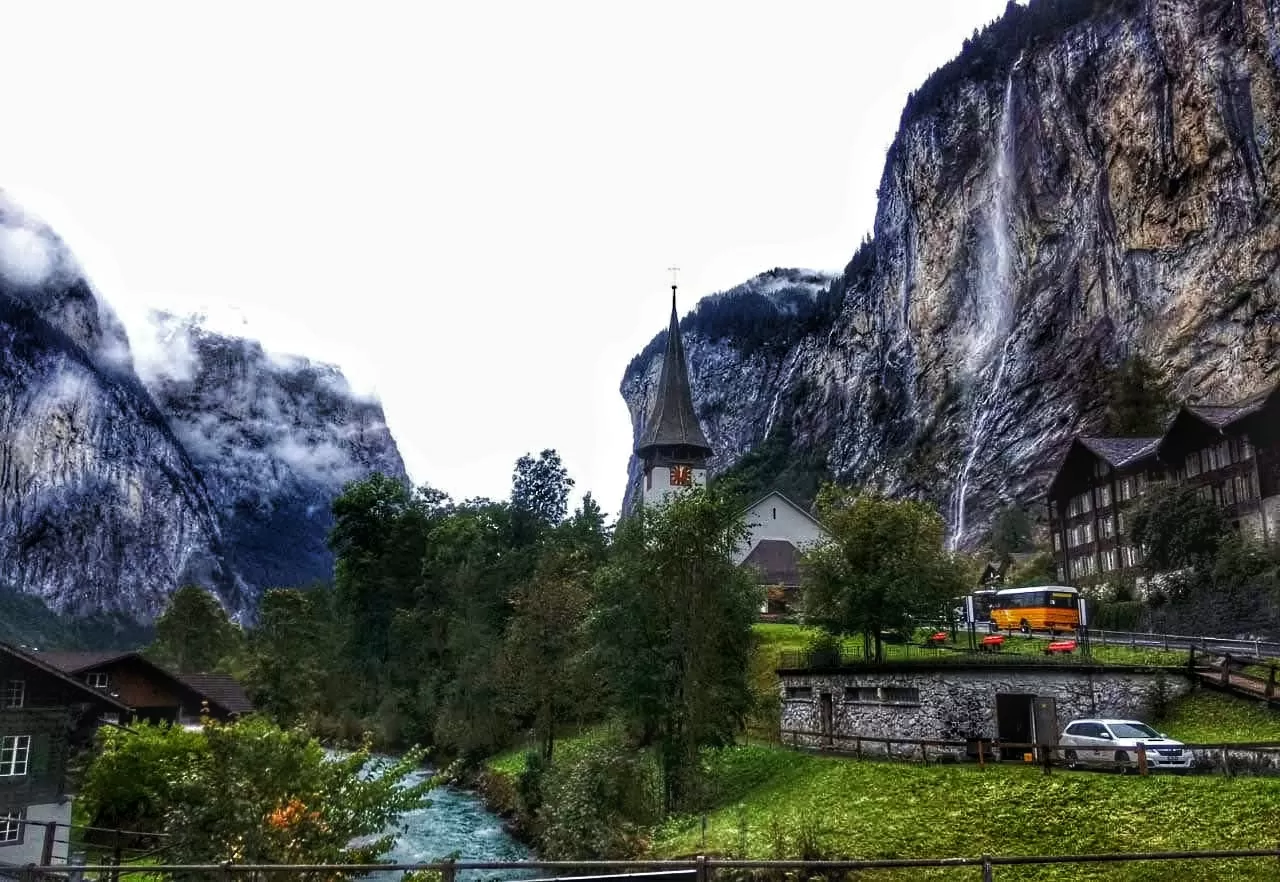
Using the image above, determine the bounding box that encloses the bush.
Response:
[535,737,659,859]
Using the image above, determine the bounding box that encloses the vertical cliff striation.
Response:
[622,0,1280,545]
[0,193,406,621]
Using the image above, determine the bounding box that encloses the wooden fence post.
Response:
[1222,654,1232,686]
[1137,743,1148,776]
[978,739,986,770]
[1267,665,1276,700]
[39,821,56,866]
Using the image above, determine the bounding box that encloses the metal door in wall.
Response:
[1034,696,1059,764]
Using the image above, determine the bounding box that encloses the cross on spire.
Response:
[667,265,680,294]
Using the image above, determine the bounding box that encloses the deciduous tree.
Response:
[591,488,758,811]
[802,485,968,661]
[149,585,240,674]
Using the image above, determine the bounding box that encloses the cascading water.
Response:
[947,72,1019,551]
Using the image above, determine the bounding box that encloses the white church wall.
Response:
[734,491,829,564]
[641,465,708,509]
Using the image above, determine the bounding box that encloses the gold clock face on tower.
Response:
[670,465,693,487]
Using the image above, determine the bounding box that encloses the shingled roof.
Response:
[635,291,713,458]
[1077,436,1161,468]
[742,539,803,588]
[1184,386,1276,428]
[177,674,255,716]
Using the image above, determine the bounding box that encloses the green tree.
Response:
[498,500,609,761]
[330,475,449,712]
[149,585,240,674]
[1130,483,1228,573]
[591,488,759,812]
[245,588,336,726]
[989,505,1034,556]
[512,449,574,526]
[801,485,967,661]
[1101,355,1174,436]
[79,717,429,865]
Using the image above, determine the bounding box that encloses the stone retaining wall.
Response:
[779,666,1192,756]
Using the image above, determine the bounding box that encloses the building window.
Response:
[1118,477,1132,501]
[1099,485,1112,508]
[1,681,23,709]
[785,686,813,700]
[1100,519,1114,539]
[1186,453,1201,478]
[1101,549,1117,572]
[1052,533,1061,551]
[0,736,30,777]
[844,686,878,702]
[878,687,920,704]
[0,810,23,846]
[1242,437,1254,460]
[86,672,109,689]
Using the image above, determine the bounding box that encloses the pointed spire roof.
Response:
[635,288,714,458]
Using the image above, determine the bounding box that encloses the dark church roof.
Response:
[635,291,713,458]
[742,539,803,588]
[1077,436,1161,468]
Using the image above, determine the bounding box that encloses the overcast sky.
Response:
[2,0,1015,519]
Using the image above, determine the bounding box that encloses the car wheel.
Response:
[1115,750,1131,772]
[1064,749,1079,770]
[1020,619,1031,635]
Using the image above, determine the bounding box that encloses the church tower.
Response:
[634,279,714,509]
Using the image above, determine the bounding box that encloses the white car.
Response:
[1059,718,1193,771]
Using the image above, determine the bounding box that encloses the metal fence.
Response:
[8,853,1280,882]
[0,818,165,876]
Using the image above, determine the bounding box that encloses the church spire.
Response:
[635,274,713,459]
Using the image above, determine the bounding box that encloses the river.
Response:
[379,767,531,880]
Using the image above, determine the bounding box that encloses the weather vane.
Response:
[667,266,680,291]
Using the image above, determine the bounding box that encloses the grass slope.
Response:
[652,744,1280,881]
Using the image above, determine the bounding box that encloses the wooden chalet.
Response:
[0,643,130,865]
[35,651,253,726]
[1046,381,1280,582]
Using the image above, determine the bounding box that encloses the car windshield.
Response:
[1109,722,1162,738]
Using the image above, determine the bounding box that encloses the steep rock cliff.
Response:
[623,0,1280,546]
[0,195,242,618]
[0,193,406,620]
[136,312,407,591]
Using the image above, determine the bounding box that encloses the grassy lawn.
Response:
[1158,690,1280,743]
[652,744,1280,881]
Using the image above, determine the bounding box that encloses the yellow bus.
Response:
[990,586,1080,635]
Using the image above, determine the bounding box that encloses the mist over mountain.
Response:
[0,191,405,622]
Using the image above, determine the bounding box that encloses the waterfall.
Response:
[948,72,1018,551]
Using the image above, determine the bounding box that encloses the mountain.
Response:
[622,0,1280,546]
[0,192,405,621]
[134,311,406,592]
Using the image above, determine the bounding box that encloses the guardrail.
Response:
[1092,629,1280,658]
[8,853,1280,882]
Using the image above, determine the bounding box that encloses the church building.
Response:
[632,283,714,509]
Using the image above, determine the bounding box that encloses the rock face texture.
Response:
[0,194,405,620]
[622,0,1280,546]
[137,312,407,593]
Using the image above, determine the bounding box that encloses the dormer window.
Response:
[86,672,109,690]
[2,681,23,709]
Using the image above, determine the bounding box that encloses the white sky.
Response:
[1,0,1015,520]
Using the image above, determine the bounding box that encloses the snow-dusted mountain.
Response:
[0,192,405,621]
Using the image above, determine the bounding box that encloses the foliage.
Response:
[1130,484,1229,574]
[498,504,608,760]
[1005,551,1057,587]
[512,448,574,527]
[801,485,968,660]
[534,735,659,860]
[713,412,831,510]
[147,585,242,674]
[989,505,1034,556]
[592,487,760,811]
[244,587,341,726]
[899,0,1144,133]
[624,270,838,374]
[79,717,430,865]
[0,585,152,650]
[1100,355,1175,436]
